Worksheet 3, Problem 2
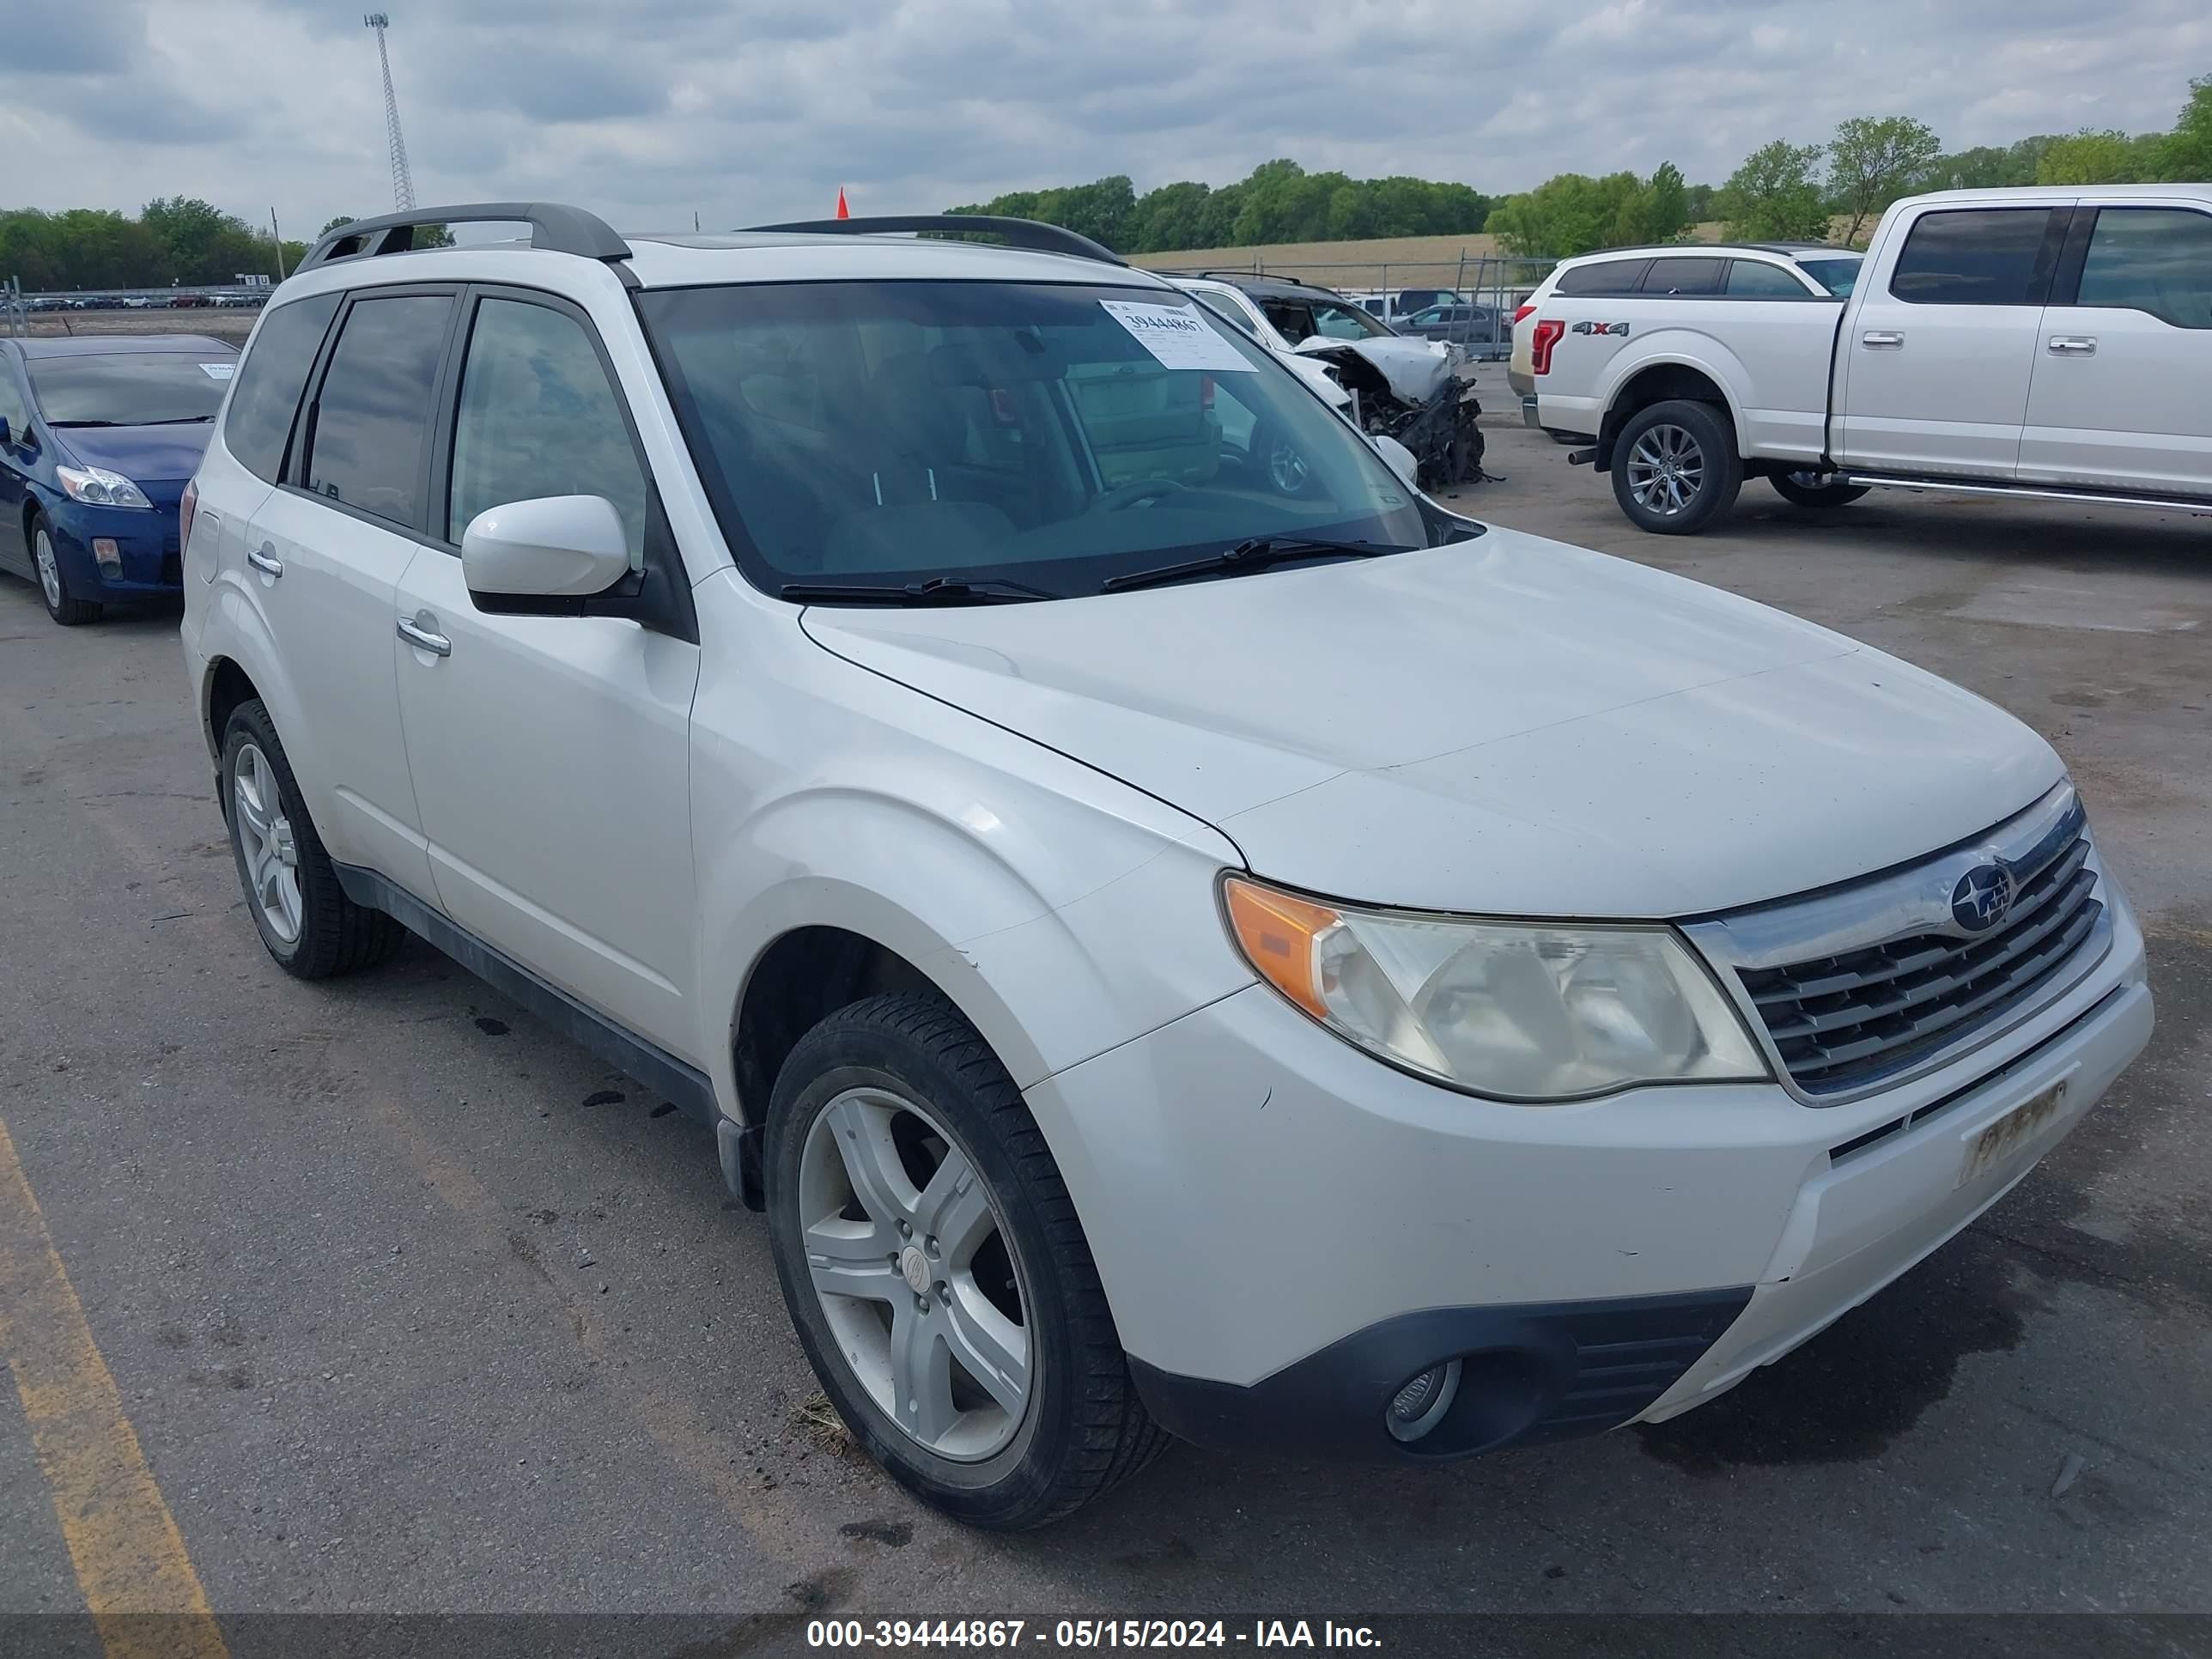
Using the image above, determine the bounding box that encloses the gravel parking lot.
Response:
[2,370,2207,1650]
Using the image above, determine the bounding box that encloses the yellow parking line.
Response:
[0,1115,228,1659]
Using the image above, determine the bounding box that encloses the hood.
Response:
[1295,336,1454,404]
[800,529,2063,917]
[51,422,215,488]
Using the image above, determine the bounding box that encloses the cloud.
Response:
[3,0,2208,241]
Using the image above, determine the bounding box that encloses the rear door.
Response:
[1712,258,1847,460]
[392,286,702,1057]
[2018,201,2212,497]
[1835,204,2070,477]
[243,285,458,899]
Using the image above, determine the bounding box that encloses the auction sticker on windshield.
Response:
[200,363,234,380]
[1099,301,1257,374]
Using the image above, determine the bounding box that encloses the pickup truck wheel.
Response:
[220,700,406,979]
[765,992,1169,1529]
[1611,400,1742,535]
[1771,471,1871,510]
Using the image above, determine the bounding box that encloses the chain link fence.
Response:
[1153,255,1558,360]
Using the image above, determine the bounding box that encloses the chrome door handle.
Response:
[397,613,451,657]
[1861,331,1905,349]
[2047,336,2098,356]
[246,545,283,577]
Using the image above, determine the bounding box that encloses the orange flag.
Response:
[835,185,850,220]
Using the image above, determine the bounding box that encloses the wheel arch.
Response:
[1595,350,1747,470]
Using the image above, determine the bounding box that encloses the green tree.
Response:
[2037,129,2141,185]
[1717,140,1830,241]
[1827,116,1942,245]
[1615,161,1689,246]
[1680,181,1717,223]
[1487,173,1626,256]
[2166,74,2212,179]
[319,214,358,236]
[1129,181,1212,252]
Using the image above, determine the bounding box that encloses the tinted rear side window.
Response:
[1557,259,1650,296]
[1640,258,1724,295]
[1724,260,1814,297]
[304,294,453,527]
[223,293,339,483]
[1889,210,2063,306]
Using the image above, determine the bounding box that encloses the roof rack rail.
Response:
[297,202,635,276]
[744,214,1126,267]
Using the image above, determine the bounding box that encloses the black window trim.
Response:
[2049,203,2212,327]
[286,281,465,540]
[225,289,342,488]
[1885,205,2074,308]
[427,282,699,643]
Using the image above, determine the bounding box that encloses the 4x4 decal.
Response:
[1571,320,1630,337]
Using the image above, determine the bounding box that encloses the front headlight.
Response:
[1223,876,1770,1102]
[57,465,153,509]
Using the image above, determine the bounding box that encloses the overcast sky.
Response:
[17,0,2212,240]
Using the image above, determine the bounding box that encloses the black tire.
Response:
[765,992,1169,1530]
[30,513,102,626]
[1609,399,1744,535]
[1770,471,1871,510]
[219,699,405,979]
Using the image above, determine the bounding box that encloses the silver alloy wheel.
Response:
[34,528,61,610]
[232,743,303,944]
[1267,439,1310,495]
[1626,423,1705,515]
[799,1086,1031,1462]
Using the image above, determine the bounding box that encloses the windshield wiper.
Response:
[1100,535,1412,594]
[46,419,124,428]
[141,415,216,425]
[779,575,1062,605]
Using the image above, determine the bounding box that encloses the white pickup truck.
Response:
[1530,185,2212,533]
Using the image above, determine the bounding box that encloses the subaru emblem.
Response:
[1950,864,2015,933]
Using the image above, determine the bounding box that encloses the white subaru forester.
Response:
[179,203,2153,1528]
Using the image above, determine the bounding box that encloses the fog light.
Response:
[1386,1358,1463,1443]
[93,538,122,576]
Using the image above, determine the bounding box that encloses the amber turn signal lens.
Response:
[1223,877,1341,1020]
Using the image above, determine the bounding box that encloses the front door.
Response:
[392,289,702,1059]
[2018,202,2212,496]
[1836,204,2069,479]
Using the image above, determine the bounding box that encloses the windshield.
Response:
[1795,257,1863,296]
[640,280,1436,599]
[27,351,234,425]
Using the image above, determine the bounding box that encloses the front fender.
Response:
[697,782,1252,1121]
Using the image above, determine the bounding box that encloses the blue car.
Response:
[0,335,236,625]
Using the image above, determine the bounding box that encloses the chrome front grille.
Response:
[1685,785,2110,1100]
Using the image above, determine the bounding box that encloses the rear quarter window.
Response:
[222,293,340,483]
[1557,259,1652,297]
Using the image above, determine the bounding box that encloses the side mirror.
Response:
[460,495,632,600]
[1372,434,1419,490]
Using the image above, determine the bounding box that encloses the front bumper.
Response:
[49,496,183,598]
[1025,903,2150,1462]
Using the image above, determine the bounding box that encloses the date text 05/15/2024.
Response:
[805,1619,1384,1649]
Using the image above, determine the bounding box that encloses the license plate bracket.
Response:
[1957,1080,2068,1190]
